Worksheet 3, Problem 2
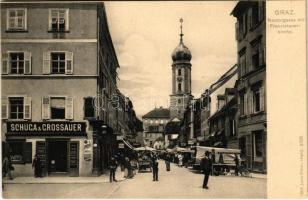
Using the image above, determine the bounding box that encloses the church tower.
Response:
[170,19,193,119]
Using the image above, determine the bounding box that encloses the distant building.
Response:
[208,88,238,149]
[142,107,170,147]
[200,64,238,145]
[164,117,181,148]
[232,1,266,173]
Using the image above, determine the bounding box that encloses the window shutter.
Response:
[248,8,252,30]
[65,96,73,120]
[243,14,246,35]
[235,21,239,41]
[249,91,253,114]
[24,51,32,74]
[2,51,9,75]
[259,43,264,67]
[43,52,51,74]
[23,97,32,119]
[65,9,69,31]
[65,51,73,74]
[260,86,265,111]
[1,96,9,119]
[23,142,32,163]
[42,96,50,119]
[258,1,264,22]
[244,92,248,115]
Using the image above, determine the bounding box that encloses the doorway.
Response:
[48,140,68,173]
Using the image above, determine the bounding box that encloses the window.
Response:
[9,97,24,119]
[7,9,27,30]
[178,83,182,92]
[43,51,73,75]
[251,41,264,70]
[50,97,65,119]
[51,52,66,74]
[253,132,263,161]
[2,97,31,120]
[178,68,181,76]
[239,53,246,77]
[2,52,31,75]
[7,140,32,164]
[149,126,159,132]
[253,89,261,113]
[239,92,245,116]
[84,97,95,118]
[178,99,181,104]
[10,53,24,74]
[49,9,69,31]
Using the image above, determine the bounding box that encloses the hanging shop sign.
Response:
[118,143,125,149]
[6,122,86,136]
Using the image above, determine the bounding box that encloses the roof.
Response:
[230,1,251,17]
[142,107,170,119]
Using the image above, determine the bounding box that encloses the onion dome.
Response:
[171,18,192,62]
[172,41,192,62]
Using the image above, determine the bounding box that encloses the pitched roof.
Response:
[142,107,170,119]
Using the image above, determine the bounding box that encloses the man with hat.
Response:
[200,151,212,189]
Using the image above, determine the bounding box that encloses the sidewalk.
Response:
[2,171,126,184]
[250,173,267,179]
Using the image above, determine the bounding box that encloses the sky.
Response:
[104,1,238,118]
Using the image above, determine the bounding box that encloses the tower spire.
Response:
[179,18,184,43]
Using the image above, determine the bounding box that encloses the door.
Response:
[48,141,68,173]
[69,141,79,176]
[36,141,47,176]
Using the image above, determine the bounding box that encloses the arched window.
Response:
[178,83,182,91]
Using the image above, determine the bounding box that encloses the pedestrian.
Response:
[200,151,212,189]
[124,157,133,179]
[165,154,171,171]
[109,156,117,182]
[178,154,183,167]
[211,149,216,164]
[2,154,13,180]
[234,154,241,176]
[32,154,42,178]
[151,155,159,181]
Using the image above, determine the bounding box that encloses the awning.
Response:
[122,139,134,150]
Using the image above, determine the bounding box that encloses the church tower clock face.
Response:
[169,18,193,120]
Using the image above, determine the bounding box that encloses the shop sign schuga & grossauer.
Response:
[6,122,86,136]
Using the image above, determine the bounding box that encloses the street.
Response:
[2,160,266,199]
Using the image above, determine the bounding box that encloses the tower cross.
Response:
[180,18,184,42]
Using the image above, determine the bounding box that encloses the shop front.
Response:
[5,121,87,177]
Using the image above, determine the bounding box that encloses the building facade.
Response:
[169,20,193,120]
[1,1,134,177]
[232,1,267,173]
[208,88,238,149]
[142,107,170,147]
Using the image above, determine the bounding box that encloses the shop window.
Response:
[49,9,69,32]
[8,140,32,164]
[50,97,65,119]
[84,97,95,118]
[253,132,263,161]
[7,9,27,30]
[9,97,24,119]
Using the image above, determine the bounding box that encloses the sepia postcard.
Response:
[0,0,307,199]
